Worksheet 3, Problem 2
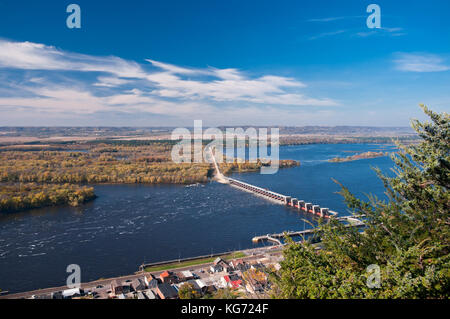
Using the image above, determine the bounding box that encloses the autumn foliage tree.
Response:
[0,183,96,213]
[178,282,201,299]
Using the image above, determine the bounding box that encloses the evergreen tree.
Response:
[272,105,449,298]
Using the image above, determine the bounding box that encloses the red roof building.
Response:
[222,275,242,289]
[159,271,177,284]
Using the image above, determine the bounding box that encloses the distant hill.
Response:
[0,126,418,146]
[0,126,415,137]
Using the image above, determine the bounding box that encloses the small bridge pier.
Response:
[252,216,365,244]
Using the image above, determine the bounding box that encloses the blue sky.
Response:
[0,0,449,126]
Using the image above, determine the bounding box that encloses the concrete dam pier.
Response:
[227,178,337,219]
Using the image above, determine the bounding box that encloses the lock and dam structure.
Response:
[207,148,364,244]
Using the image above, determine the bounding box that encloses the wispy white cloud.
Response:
[0,39,338,123]
[0,86,216,116]
[307,26,405,41]
[382,27,403,33]
[309,30,346,40]
[145,59,208,76]
[0,39,146,78]
[354,31,376,37]
[355,27,405,38]
[94,76,131,87]
[143,60,327,106]
[307,16,364,23]
[394,53,450,72]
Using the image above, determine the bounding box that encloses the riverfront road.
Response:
[0,246,282,299]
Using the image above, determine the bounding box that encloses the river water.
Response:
[0,144,397,293]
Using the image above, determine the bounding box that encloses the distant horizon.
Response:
[0,125,415,129]
[0,0,448,126]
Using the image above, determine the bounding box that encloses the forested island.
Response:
[329,151,388,163]
[0,141,298,213]
[0,183,96,213]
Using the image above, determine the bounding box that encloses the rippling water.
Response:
[0,144,396,293]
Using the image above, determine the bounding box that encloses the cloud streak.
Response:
[355,27,406,38]
[0,39,338,124]
[307,15,365,23]
[0,40,146,78]
[308,30,346,40]
[394,53,450,72]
